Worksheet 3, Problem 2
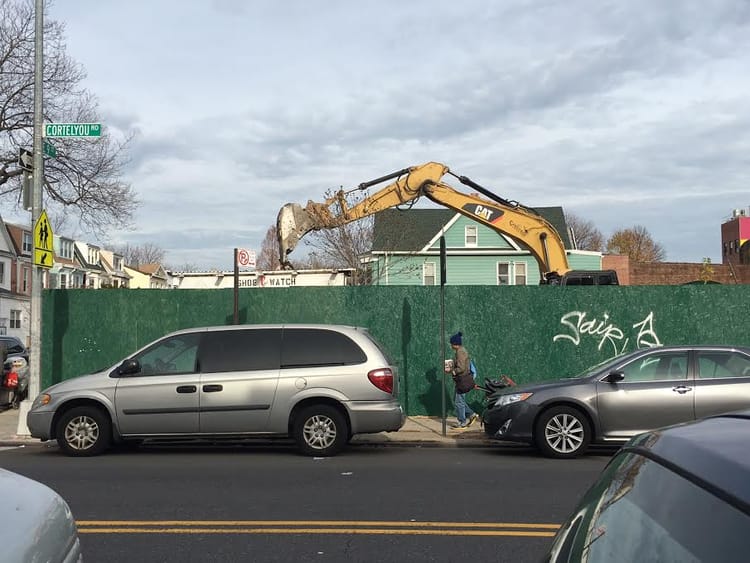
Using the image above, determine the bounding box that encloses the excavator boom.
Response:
[277,162,584,283]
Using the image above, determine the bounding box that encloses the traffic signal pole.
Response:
[17,0,44,435]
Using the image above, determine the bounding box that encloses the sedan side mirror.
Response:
[605,370,625,383]
[117,358,141,376]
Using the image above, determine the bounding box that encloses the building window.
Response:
[515,262,527,285]
[423,262,436,285]
[498,262,527,285]
[0,262,4,284]
[88,248,99,265]
[22,232,32,254]
[59,273,68,289]
[22,268,29,293]
[10,310,21,329]
[60,239,73,260]
[497,263,510,285]
[465,226,478,247]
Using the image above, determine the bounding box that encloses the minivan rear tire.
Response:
[56,406,111,457]
[293,404,348,457]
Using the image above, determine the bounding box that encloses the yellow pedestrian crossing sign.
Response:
[34,209,54,269]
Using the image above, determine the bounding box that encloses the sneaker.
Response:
[453,422,468,429]
[467,413,479,427]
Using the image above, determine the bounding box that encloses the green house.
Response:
[367,207,603,285]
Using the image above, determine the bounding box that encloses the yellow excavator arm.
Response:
[277,162,572,283]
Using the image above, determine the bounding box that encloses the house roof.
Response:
[371,206,571,251]
[4,223,29,256]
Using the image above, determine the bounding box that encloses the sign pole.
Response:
[18,0,44,435]
[440,236,447,437]
[233,248,239,325]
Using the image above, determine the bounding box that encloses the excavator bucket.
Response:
[277,203,318,266]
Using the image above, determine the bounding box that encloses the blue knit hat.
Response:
[449,332,463,345]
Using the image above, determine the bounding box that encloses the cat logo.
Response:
[474,205,495,222]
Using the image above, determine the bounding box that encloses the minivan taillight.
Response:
[367,368,394,394]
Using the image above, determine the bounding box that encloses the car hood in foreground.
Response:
[0,469,81,563]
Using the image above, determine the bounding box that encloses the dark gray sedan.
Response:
[483,345,750,458]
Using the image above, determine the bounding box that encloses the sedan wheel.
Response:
[293,404,348,457]
[56,406,111,457]
[535,406,591,459]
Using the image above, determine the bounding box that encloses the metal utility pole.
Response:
[17,0,44,435]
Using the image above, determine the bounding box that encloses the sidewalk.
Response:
[0,407,494,448]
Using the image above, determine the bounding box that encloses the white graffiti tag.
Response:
[553,311,661,356]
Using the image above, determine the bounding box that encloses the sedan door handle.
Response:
[176,385,197,394]
[202,384,223,393]
[672,385,692,394]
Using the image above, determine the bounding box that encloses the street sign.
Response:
[34,248,53,268]
[44,123,102,138]
[18,148,33,172]
[43,140,56,158]
[33,209,54,269]
[236,248,256,268]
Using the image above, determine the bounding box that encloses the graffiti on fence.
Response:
[553,311,662,356]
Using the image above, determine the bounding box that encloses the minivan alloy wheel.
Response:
[64,415,100,451]
[293,404,349,457]
[56,406,112,457]
[303,414,337,450]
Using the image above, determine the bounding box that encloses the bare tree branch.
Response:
[0,0,138,236]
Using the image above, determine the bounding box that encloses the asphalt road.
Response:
[0,442,613,562]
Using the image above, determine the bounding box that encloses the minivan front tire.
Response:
[293,404,348,457]
[56,406,111,457]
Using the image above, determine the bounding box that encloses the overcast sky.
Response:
[46,0,750,270]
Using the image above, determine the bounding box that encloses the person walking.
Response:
[446,331,479,429]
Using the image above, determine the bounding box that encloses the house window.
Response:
[22,268,29,293]
[22,232,32,254]
[498,262,527,285]
[60,240,73,260]
[114,257,123,271]
[0,262,4,284]
[88,248,99,265]
[515,263,527,285]
[10,310,21,329]
[59,273,68,289]
[497,263,510,285]
[423,262,436,285]
[465,226,478,247]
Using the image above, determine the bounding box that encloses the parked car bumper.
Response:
[482,401,538,444]
[348,400,405,434]
[27,409,55,441]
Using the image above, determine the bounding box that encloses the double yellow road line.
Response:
[77,520,559,537]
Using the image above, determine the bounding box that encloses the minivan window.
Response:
[199,329,282,373]
[134,333,201,376]
[281,329,367,368]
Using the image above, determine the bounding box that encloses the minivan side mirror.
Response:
[604,371,625,383]
[116,358,141,377]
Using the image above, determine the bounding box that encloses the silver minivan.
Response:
[27,324,405,457]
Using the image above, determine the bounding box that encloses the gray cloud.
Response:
[47,0,750,269]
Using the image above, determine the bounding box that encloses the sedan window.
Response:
[619,352,688,382]
[697,352,750,379]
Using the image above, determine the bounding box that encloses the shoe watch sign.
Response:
[34,210,54,269]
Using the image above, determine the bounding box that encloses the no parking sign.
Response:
[236,248,256,268]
